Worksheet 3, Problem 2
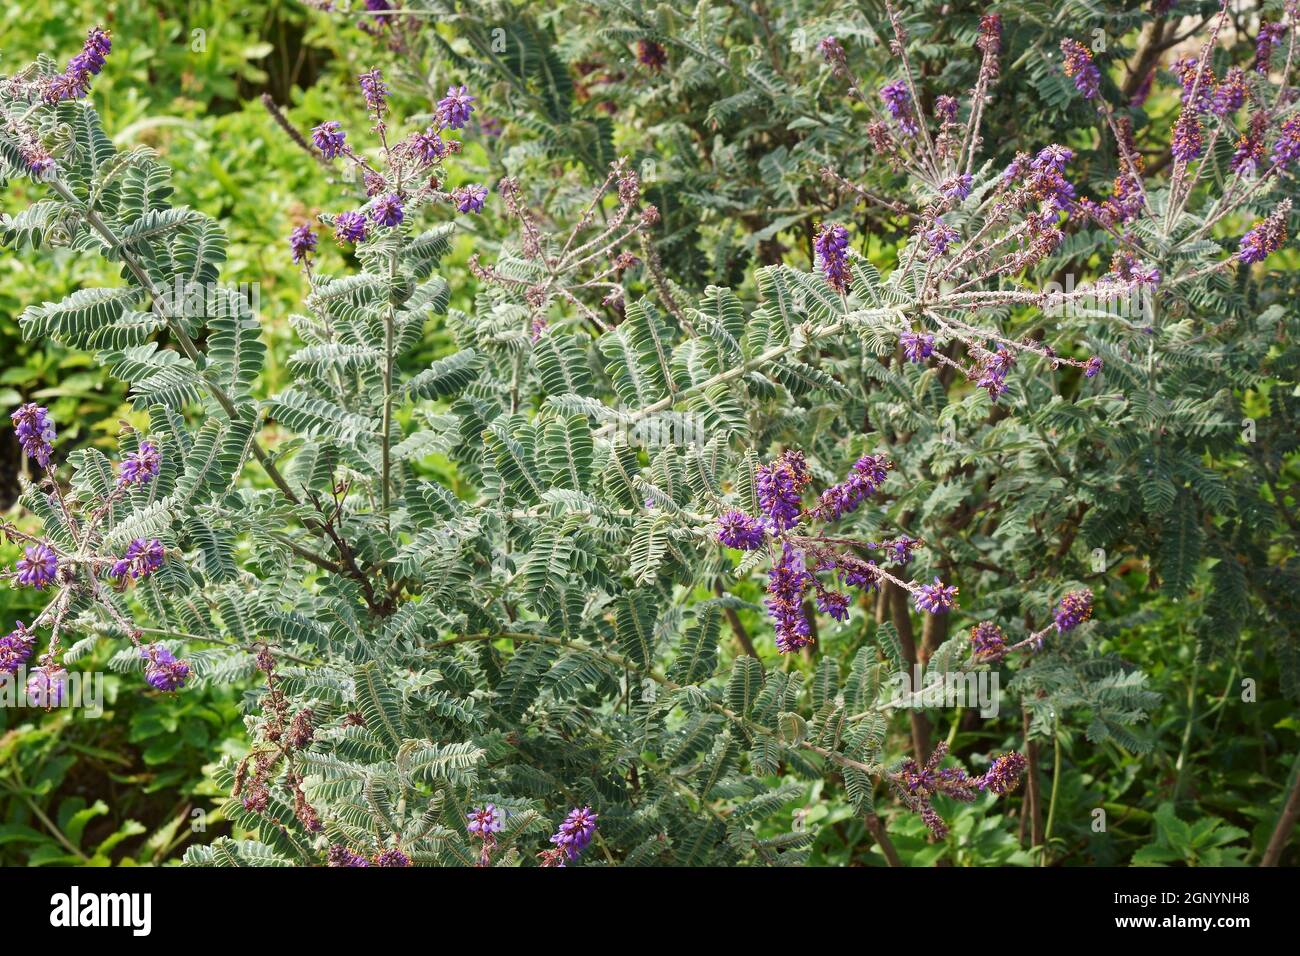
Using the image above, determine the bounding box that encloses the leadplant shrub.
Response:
[0,0,1297,867]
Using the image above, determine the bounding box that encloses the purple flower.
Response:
[970,621,1006,660]
[1060,38,1100,99]
[877,535,919,565]
[371,193,404,228]
[311,121,347,160]
[410,127,447,164]
[813,223,851,292]
[15,544,58,589]
[880,81,919,135]
[374,848,412,867]
[1170,108,1203,162]
[767,544,813,653]
[1032,145,1073,173]
[334,211,369,245]
[549,806,598,862]
[841,559,881,593]
[717,510,765,550]
[975,346,1015,400]
[141,644,190,692]
[1172,56,1215,112]
[1107,251,1161,288]
[940,173,973,202]
[43,26,112,103]
[1256,22,1287,75]
[452,184,489,214]
[26,665,66,708]
[923,220,959,258]
[110,538,164,581]
[979,751,1027,794]
[289,225,318,264]
[467,804,505,838]
[117,440,161,487]
[1232,113,1267,175]
[1272,116,1300,167]
[755,450,810,531]
[900,331,935,363]
[934,95,959,124]
[1084,356,1103,378]
[1053,589,1093,632]
[0,622,35,675]
[327,845,371,867]
[817,36,847,66]
[1212,67,1247,116]
[1238,201,1291,264]
[358,68,388,114]
[816,588,851,622]
[437,85,476,130]
[810,454,891,522]
[12,403,56,467]
[977,14,1002,57]
[914,577,959,614]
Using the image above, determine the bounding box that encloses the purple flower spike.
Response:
[717,510,766,551]
[452,184,489,214]
[1084,356,1103,378]
[900,331,935,363]
[12,403,56,467]
[1053,589,1093,632]
[467,804,505,838]
[311,121,347,160]
[110,538,164,582]
[940,173,973,202]
[141,644,190,692]
[816,588,851,622]
[1060,38,1100,99]
[814,223,851,292]
[811,453,891,521]
[328,845,370,867]
[548,806,598,862]
[817,36,847,66]
[1256,22,1287,75]
[914,577,959,614]
[26,665,67,709]
[1272,116,1300,167]
[371,193,404,228]
[0,622,36,675]
[437,85,476,130]
[879,81,919,135]
[334,211,369,245]
[358,68,389,114]
[411,127,447,164]
[1170,107,1203,162]
[289,225,318,264]
[766,544,813,653]
[755,450,811,531]
[117,440,162,487]
[374,849,412,867]
[979,752,1027,794]
[1238,201,1291,264]
[43,26,113,103]
[15,544,58,589]
[970,621,1006,660]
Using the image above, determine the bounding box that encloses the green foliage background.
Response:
[0,0,1296,866]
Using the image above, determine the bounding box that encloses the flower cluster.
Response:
[1053,588,1094,632]
[141,644,190,692]
[11,403,55,467]
[1060,38,1100,99]
[813,223,851,293]
[117,441,161,487]
[303,73,485,258]
[466,804,504,866]
[890,743,1026,839]
[1238,201,1291,264]
[755,449,811,531]
[538,806,598,866]
[42,26,112,103]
